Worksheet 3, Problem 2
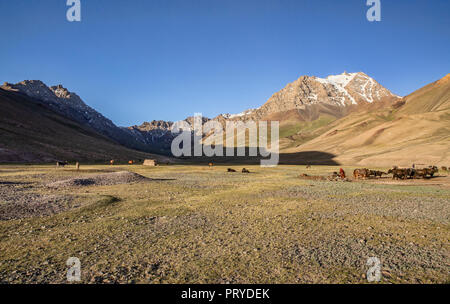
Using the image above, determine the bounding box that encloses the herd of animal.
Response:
[228,168,250,173]
[55,160,446,181]
[353,166,442,180]
[353,168,387,179]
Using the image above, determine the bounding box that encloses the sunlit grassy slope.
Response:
[0,164,449,283]
[286,75,450,166]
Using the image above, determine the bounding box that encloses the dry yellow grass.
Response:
[0,164,449,283]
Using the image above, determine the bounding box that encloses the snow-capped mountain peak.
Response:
[316,72,357,88]
[215,72,401,121]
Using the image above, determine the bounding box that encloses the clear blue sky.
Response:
[1,0,449,126]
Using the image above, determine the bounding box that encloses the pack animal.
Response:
[353,168,370,180]
[414,166,438,178]
[388,168,411,180]
[412,169,426,179]
[368,170,386,178]
[428,166,438,177]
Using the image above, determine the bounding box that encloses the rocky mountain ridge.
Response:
[1,80,163,154]
[1,72,403,155]
[217,72,401,121]
[127,72,401,147]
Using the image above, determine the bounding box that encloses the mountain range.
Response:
[1,72,448,165]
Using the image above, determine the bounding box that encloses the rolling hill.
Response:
[284,74,450,166]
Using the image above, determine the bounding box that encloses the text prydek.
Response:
[181,288,270,301]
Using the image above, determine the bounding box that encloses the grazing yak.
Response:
[429,166,439,176]
[353,168,370,179]
[412,169,427,179]
[242,168,250,173]
[388,168,412,180]
[368,170,386,178]
[56,161,68,168]
[354,169,386,179]
[412,166,439,178]
[227,168,236,172]
[441,166,448,172]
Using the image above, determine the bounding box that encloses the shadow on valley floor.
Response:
[176,149,339,166]
[279,151,340,165]
[0,181,32,185]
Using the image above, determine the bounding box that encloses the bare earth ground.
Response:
[0,164,449,284]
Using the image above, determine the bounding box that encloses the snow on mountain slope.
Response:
[220,72,401,121]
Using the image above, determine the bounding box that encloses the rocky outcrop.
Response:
[124,121,175,152]
[124,116,211,153]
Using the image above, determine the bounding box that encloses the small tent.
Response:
[143,159,157,166]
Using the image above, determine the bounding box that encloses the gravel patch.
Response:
[265,181,450,223]
[0,182,75,220]
[46,171,149,188]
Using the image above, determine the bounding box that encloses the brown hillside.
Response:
[398,73,450,114]
[0,89,169,163]
[285,75,450,166]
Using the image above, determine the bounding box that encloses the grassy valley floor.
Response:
[0,164,449,283]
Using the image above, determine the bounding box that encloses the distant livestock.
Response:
[242,168,250,173]
[353,168,370,180]
[56,161,68,168]
[388,168,412,180]
[441,166,447,171]
[412,166,438,179]
[143,159,157,166]
[227,168,236,172]
[368,170,386,178]
[412,169,427,179]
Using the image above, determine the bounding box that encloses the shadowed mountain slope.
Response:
[0,89,168,163]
